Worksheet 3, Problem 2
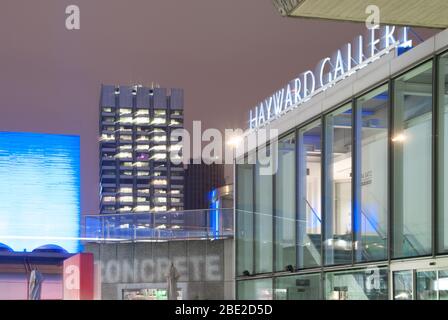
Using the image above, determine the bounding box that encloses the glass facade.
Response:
[325,267,388,300]
[356,85,389,262]
[439,53,448,254]
[297,121,322,269]
[236,52,448,300]
[324,104,353,266]
[392,61,433,258]
[275,135,296,271]
[236,162,254,276]
[274,274,322,300]
[237,278,273,300]
[255,148,273,273]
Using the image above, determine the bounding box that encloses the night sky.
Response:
[0,1,436,215]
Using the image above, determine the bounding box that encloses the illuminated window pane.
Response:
[393,61,433,258]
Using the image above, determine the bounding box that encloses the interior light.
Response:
[392,134,406,142]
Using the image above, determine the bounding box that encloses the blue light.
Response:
[397,41,413,56]
[209,189,220,239]
[0,132,81,253]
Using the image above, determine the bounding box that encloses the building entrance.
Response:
[390,258,448,300]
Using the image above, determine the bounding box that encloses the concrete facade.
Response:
[84,239,234,300]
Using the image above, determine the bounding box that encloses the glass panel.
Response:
[393,270,413,300]
[298,121,322,269]
[274,273,322,300]
[437,270,448,300]
[355,85,389,262]
[255,147,273,273]
[438,54,448,254]
[236,162,254,276]
[324,104,353,266]
[325,267,388,300]
[275,135,296,271]
[393,61,433,258]
[237,279,273,300]
[416,271,437,300]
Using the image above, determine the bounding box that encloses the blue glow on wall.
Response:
[0,132,81,253]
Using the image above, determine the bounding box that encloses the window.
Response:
[298,120,322,269]
[355,85,389,262]
[152,153,167,160]
[101,134,115,141]
[119,126,132,133]
[236,161,254,276]
[325,267,388,300]
[120,135,132,141]
[151,145,167,151]
[119,187,132,193]
[254,147,273,273]
[136,136,149,142]
[237,279,273,300]
[438,53,448,254]
[116,152,132,159]
[119,145,132,151]
[135,205,150,212]
[416,271,437,300]
[136,145,149,151]
[274,274,322,300]
[136,110,149,116]
[170,120,182,126]
[393,61,433,258]
[119,117,133,124]
[275,134,296,271]
[118,206,132,212]
[119,108,132,115]
[135,117,150,125]
[153,136,167,142]
[393,270,413,300]
[154,110,166,116]
[119,196,133,203]
[324,103,353,266]
[153,118,166,125]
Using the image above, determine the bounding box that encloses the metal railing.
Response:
[82,208,234,243]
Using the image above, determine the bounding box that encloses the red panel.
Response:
[63,253,94,300]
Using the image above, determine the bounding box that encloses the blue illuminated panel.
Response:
[0,132,81,253]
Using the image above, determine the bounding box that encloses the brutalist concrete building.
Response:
[99,85,184,215]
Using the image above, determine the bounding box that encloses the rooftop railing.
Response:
[83,208,234,243]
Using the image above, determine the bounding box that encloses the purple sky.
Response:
[0,1,436,214]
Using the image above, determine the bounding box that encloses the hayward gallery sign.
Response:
[249,25,412,129]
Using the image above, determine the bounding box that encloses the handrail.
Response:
[360,209,386,240]
[360,209,423,255]
[305,199,321,223]
[84,208,234,242]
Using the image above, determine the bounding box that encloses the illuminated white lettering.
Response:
[274,89,284,115]
[284,84,293,110]
[303,71,315,99]
[294,78,302,104]
[333,50,345,79]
